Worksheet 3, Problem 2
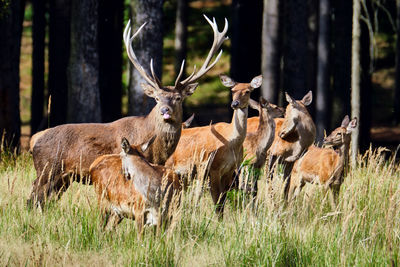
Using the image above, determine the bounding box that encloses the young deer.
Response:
[28,15,228,206]
[89,137,181,234]
[287,116,357,206]
[166,75,262,216]
[240,97,284,196]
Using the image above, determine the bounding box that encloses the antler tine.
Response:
[150,58,162,87]
[180,15,229,86]
[174,60,186,87]
[123,20,160,90]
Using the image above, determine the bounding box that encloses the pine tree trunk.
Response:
[174,0,188,77]
[306,0,318,117]
[48,0,71,127]
[68,0,101,123]
[351,0,361,163]
[315,0,331,143]
[98,0,123,122]
[332,0,352,128]
[31,0,46,135]
[128,0,163,116]
[0,0,23,150]
[395,0,400,125]
[261,0,281,104]
[282,0,309,100]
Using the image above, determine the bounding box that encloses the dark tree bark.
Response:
[315,0,331,143]
[261,0,281,104]
[395,0,400,125]
[128,0,163,116]
[0,0,23,150]
[306,0,318,117]
[98,0,123,122]
[68,0,101,123]
[332,0,352,128]
[282,0,309,100]
[174,0,188,77]
[48,0,71,127]
[231,0,263,82]
[31,0,46,135]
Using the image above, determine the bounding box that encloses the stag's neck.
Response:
[229,107,248,145]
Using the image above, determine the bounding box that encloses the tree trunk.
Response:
[315,0,331,143]
[68,0,101,123]
[332,0,352,128]
[395,0,400,125]
[261,0,281,104]
[351,0,361,163]
[48,0,71,127]
[306,0,318,117]
[31,0,46,135]
[174,0,188,77]
[282,0,309,100]
[0,0,23,151]
[98,0,123,122]
[128,0,163,116]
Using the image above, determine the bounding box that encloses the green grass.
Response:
[0,148,399,266]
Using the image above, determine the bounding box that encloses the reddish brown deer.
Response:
[239,97,284,196]
[166,74,262,216]
[89,137,181,234]
[287,116,357,206]
[28,15,228,206]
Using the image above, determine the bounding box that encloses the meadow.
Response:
[0,147,399,266]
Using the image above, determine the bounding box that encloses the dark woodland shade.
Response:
[48,0,71,127]
[0,0,23,149]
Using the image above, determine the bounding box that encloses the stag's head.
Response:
[124,15,228,123]
[323,115,357,147]
[219,75,262,110]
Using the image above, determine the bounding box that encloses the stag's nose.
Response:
[231,100,240,109]
[161,106,170,115]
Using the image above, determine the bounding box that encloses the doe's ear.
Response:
[121,138,131,154]
[301,90,313,106]
[182,114,195,129]
[141,135,157,152]
[285,92,295,104]
[346,117,358,133]
[140,83,157,98]
[259,96,268,107]
[219,75,236,87]
[248,98,260,111]
[341,115,350,127]
[182,83,198,97]
[250,75,262,88]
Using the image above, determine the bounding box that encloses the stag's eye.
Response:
[155,96,160,102]
[175,96,182,101]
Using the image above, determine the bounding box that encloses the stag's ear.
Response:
[182,114,195,129]
[341,115,350,127]
[219,75,236,87]
[141,83,157,98]
[248,98,260,111]
[121,138,131,154]
[141,135,157,152]
[250,75,262,88]
[285,92,295,104]
[346,117,358,133]
[182,83,198,97]
[301,91,313,106]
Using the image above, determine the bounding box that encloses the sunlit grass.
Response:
[0,148,399,266]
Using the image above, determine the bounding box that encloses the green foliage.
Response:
[0,0,10,20]
[0,149,399,265]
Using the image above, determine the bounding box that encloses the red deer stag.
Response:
[288,116,357,206]
[28,15,228,206]
[89,136,181,235]
[166,75,262,217]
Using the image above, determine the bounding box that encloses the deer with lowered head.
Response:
[89,136,181,234]
[166,74,262,217]
[287,116,357,206]
[239,97,284,196]
[28,15,228,206]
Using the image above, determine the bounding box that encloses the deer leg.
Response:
[105,212,123,231]
[328,184,341,209]
[267,155,278,181]
[282,162,294,201]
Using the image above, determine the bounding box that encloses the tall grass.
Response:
[0,148,399,266]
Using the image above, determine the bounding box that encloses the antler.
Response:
[174,15,229,88]
[123,20,162,90]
